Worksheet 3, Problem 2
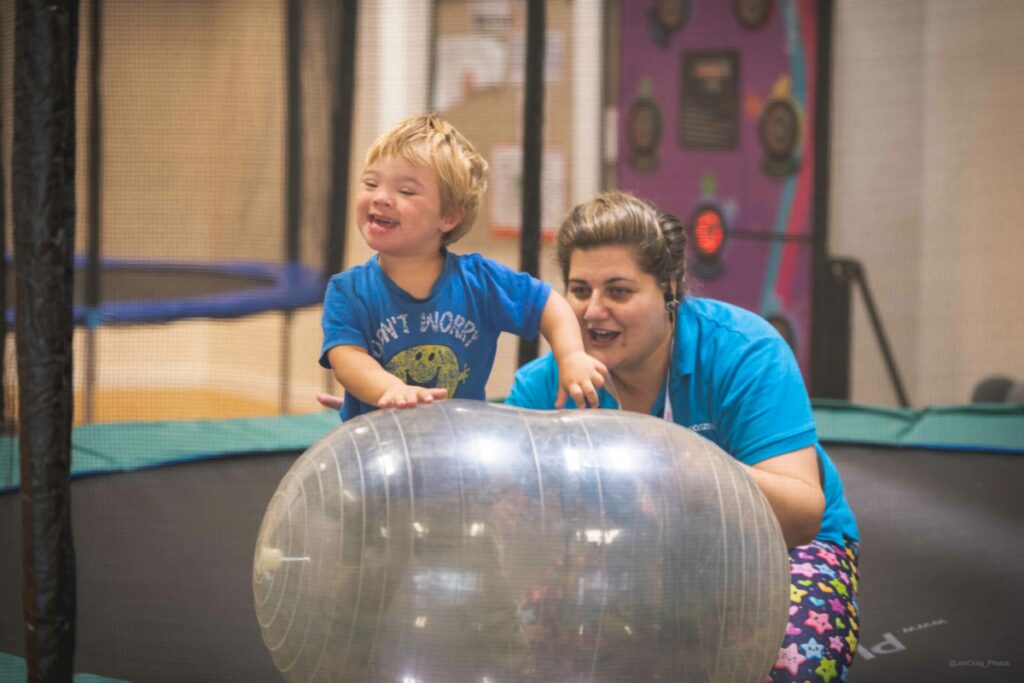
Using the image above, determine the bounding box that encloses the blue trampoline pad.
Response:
[5,257,324,326]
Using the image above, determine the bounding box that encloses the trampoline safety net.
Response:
[2,0,341,429]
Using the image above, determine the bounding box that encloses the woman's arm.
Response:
[743,445,825,547]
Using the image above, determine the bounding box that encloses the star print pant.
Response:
[766,539,860,683]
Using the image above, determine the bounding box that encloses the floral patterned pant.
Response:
[766,539,860,683]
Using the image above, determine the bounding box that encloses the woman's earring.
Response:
[663,288,677,312]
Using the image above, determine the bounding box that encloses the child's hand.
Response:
[377,383,448,409]
[555,350,607,409]
[316,393,344,410]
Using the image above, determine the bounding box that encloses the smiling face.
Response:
[355,155,463,259]
[566,244,674,375]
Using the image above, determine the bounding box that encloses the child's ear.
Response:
[440,207,466,234]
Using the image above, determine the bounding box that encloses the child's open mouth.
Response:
[367,215,398,232]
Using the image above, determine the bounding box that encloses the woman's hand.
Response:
[555,349,608,409]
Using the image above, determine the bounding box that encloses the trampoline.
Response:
[0,404,1021,683]
[3,258,325,424]
[1,0,357,426]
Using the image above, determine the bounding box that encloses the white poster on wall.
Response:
[434,35,507,111]
[489,143,566,240]
[471,0,513,31]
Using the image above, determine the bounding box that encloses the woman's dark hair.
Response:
[556,191,687,301]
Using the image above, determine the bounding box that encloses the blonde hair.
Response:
[556,191,687,300]
[364,113,488,245]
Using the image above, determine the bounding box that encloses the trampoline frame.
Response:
[8,257,325,328]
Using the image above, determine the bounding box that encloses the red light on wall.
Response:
[692,207,726,260]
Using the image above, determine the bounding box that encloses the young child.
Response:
[320,113,606,421]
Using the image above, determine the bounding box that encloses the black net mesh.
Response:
[3,0,344,429]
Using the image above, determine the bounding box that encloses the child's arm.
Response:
[539,292,607,408]
[327,345,448,409]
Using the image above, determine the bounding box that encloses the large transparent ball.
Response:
[254,400,789,682]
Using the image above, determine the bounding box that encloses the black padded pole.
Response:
[281,0,304,413]
[14,0,79,680]
[811,259,853,401]
[516,0,546,368]
[324,0,358,280]
[285,0,302,265]
[810,0,839,399]
[83,0,102,423]
[0,12,7,435]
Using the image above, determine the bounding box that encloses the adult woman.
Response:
[505,191,860,683]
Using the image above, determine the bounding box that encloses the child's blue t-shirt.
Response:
[320,250,551,421]
[506,296,859,546]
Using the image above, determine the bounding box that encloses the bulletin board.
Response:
[618,0,827,379]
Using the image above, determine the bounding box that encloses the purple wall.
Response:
[618,0,820,376]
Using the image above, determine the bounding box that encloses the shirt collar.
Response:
[370,248,452,301]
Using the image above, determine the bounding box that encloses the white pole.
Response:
[377,0,432,134]
[572,0,604,203]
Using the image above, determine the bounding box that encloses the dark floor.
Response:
[1,444,1021,682]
